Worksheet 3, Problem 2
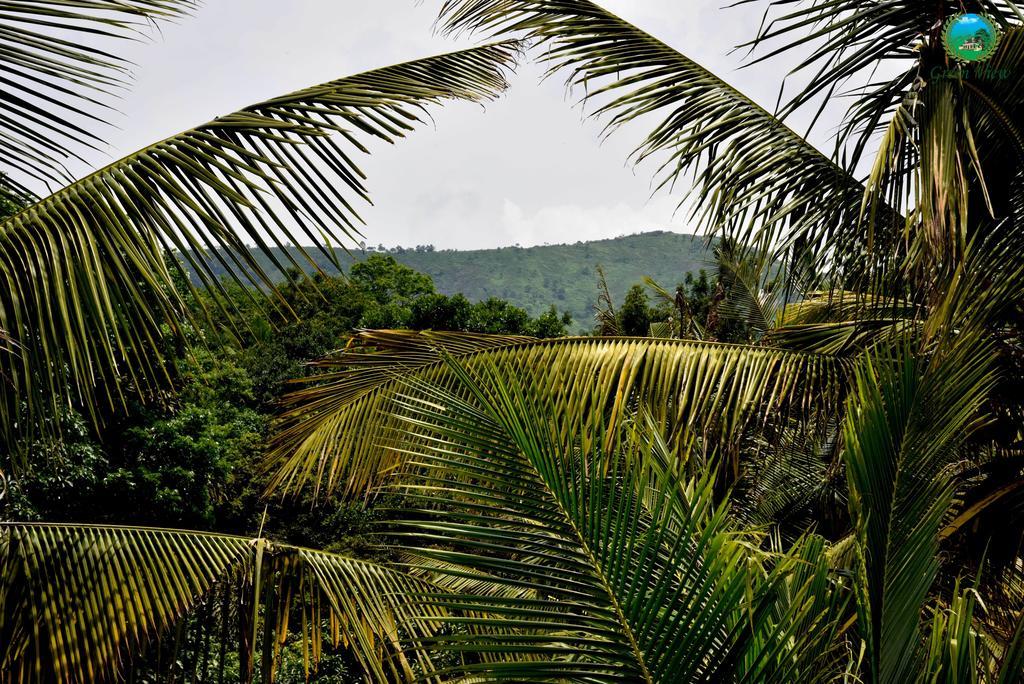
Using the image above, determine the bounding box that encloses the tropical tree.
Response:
[5,0,1024,682]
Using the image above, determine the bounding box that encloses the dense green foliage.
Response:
[1,255,568,540]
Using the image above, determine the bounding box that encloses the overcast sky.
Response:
[52,1,830,250]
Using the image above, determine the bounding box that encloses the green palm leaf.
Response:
[922,580,985,683]
[375,358,848,682]
[0,523,441,683]
[844,337,998,683]
[268,331,847,499]
[0,43,517,449]
[769,291,921,355]
[0,0,198,192]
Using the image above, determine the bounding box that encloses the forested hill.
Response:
[190,231,712,327]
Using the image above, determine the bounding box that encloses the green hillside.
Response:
[192,231,712,329]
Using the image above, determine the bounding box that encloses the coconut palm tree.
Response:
[5,0,1024,681]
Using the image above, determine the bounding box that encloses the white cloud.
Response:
[498,197,692,249]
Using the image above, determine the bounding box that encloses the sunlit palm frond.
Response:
[294,329,537,407]
[267,329,536,495]
[376,359,849,682]
[397,552,540,601]
[0,44,518,450]
[0,0,198,192]
[769,319,919,355]
[436,0,896,282]
[268,331,848,500]
[770,291,920,354]
[0,523,440,683]
[779,291,918,327]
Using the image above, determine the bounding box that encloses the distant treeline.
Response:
[181,231,713,329]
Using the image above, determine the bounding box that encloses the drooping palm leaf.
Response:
[268,330,847,499]
[0,0,199,193]
[436,0,900,281]
[771,15,1024,276]
[375,358,849,682]
[0,523,441,683]
[0,43,518,450]
[958,28,1024,242]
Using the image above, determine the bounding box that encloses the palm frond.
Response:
[0,523,440,683]
[372,358,850,681]
[437,0,900,281]
[268,331,847,500]
[739,417,847,540]
[0,44,518,449]
[399,552,540,601]
[643,276,707,341]
[0,0,199,192]
[714,247,783,338]
[770,291,920,354]
[594,265,619,335]
[844,335,998,683]
[961,29,1024,236]
[737,0,1023,157]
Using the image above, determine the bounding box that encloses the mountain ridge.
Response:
[191,230,714,328]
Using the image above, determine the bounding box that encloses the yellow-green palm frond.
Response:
[0,523,441,683]
[0,0,199,193]
[770,291,921,355]
[922,579,987,682]
[0,43,518,450]
[267,330,848,500]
